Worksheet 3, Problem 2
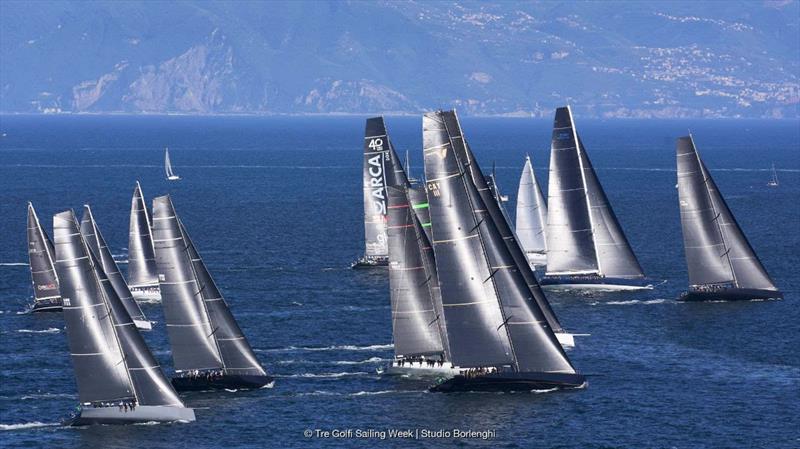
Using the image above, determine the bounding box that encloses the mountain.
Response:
[1,0,797,117]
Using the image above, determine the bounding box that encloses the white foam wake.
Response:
[0,422,59,431]
[18,328,61,334]
[274,371,371,379]
[257,344,393,353]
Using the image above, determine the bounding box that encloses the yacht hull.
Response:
[678,288,783,302]
[69,405,195,425]
[350,257,388,269]
[171,374,274,391]
[130,285,161,302]
[541,275,652,291]
[31,302,62,313]
[382,361,460,378]
[429,371,586,393]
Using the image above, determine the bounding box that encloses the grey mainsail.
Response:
[27,203,61,309]
[546,106,643,278]
[359,117,402,262]
[80,205,149,327]
[440,110,568,348]
[516,155,548,257]
[152,195,266,377]
[676,136,778,291]
[128,181,160,293]
[54,210,185,409]
[387,184,446,358]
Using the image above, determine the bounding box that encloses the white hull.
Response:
[555,332,575,348]
[134,319,153,331]
[130,285,162,302]
[167,176,181,181]
[525,252,547,267]
[542,283,653,292]
[381,360,460,378]
[73,405,195,425]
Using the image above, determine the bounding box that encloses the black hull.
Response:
[350,257,388,269]
[429,371,586,393]
[540,274,650,289]
[678,288,783,302]
[171,374,273,391]
[31,301,62,313]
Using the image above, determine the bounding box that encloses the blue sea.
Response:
[0,115,798,448]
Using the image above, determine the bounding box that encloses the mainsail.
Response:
[516,155,548,257]
[387,184,446,358]
[152,195,267,376]
[27,203,61,309]
[128,181,160,293]
[359,117,407,263]
[165,148,179,180]
[546,106,644,278]
[54,210,185,408]
[80,205,149,328]
[424,111,574,374]
[676,136,778,291]
[440,111,566,338]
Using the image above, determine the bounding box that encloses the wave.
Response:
[334,357,388,365]
[18,328,61,334]
[0,262,27,266]
[257,344,393,353]
[350,390,408,396]
[594,299,667,306]
[0,422,59,431]
[19,393,75,400]
[273,371,371,379]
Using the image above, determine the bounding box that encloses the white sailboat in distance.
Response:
[165,148,180,181]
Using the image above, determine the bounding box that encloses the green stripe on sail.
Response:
[421,222,432,228]
[412,202,429,210]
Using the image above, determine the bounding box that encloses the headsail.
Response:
[27,203,61,308]
[54,210,185,409]
[127,181,160,292]
[153,195,266,376]
[516,155,548,256]
[80,205,149,327]
[677,136,777,291]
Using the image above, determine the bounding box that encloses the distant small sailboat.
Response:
[165,148,180,181]
[26,203,62,312]
[127,182,161,301]
[80,205,151,330]
[676,135,782,302]
[152,195,272,391]
[53,210,194,425]
[515,155,549,267]
[767,164,779,187]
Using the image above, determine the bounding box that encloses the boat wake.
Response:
[274,371,371,379]
[592,299,667,306]
[18,328,61,334]
[19,393,75,400]
[257,344,393,353]
[0,262,27,266]
[0,421,60,431]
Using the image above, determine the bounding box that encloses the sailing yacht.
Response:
[541,106,650,291]
[423,111,584,392]
[127,182,162,301]
[80,205,151,330]
[165,148,180,181]
[152,195,272,390]
[442,110,577,348]
[516,155,549,267]
[676,135,782,302]
[768,164,779,187]
[53,210,194,425]
[352,117,400,268]
[26,203,62,312]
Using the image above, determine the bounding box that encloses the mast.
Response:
[80,205,149,325]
